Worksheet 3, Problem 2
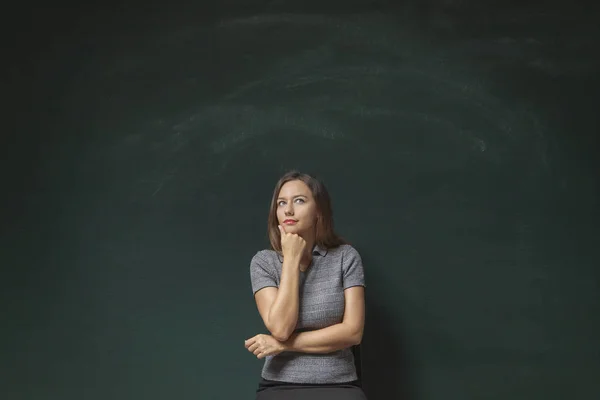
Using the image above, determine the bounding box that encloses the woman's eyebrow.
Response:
[277,194,308,200]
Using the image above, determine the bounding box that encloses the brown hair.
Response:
[267,170,347,253]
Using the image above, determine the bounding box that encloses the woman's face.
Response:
[276,180,318,236]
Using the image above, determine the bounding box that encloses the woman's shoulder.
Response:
[250,249,280,264]
[327,243,361,256]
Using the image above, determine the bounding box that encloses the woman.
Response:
[245,170,367,400]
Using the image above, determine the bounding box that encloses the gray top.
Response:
[249,243,366,384]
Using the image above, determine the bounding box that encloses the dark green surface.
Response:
[2,1,599,399]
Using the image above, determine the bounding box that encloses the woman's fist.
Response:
[245,334,285,359]
[278,225,306,260]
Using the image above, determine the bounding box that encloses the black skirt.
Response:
[255,378,367,400]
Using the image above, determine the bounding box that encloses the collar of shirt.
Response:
[276,243,328,263]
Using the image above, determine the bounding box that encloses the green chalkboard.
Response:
[2,1,599,400]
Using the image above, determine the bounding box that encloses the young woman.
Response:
[245,170,367,400]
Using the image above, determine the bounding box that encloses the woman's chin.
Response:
[282,225,304,235]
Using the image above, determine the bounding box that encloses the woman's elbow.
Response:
[271,328,293,342]
[268,323,294,342]
[350,335,362,346]
[351,327,364,346]
[272,333,291,342]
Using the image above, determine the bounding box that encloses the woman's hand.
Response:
[245,334,286,359]
[278,225,306,260]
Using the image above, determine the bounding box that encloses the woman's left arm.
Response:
[282,286,365,354]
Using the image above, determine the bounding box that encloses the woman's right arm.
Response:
[254,255,301,342]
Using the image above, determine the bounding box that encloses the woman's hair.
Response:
[267,170,347,253]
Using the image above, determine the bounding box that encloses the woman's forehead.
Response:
[278,180,312,197]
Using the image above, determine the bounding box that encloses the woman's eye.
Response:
[278,198,304,206]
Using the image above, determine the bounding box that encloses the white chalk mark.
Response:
[473,138,487,152]
[124,11,552,189]
[152,183,163,196]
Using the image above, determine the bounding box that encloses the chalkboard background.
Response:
[2,1,599,399]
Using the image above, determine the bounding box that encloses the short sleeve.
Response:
[342,245,366,290]
[250,252,278,295]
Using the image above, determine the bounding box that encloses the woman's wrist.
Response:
[282,255,302,270]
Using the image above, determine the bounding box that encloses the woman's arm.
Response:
[255,255,302,341]
[282,286,365,354]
